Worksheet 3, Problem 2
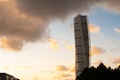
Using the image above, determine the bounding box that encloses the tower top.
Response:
[74,14,87,24]
[75,14,86,18]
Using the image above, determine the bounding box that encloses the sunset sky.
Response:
[0,0,120,80]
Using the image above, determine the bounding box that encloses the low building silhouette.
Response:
[0,73,19,80]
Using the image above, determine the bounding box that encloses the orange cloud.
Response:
[56,65,68,71]
[49,38,59,50]
[0,0,8,2]
[33,76,39,80]
[90,46,106,56]
[113,58,120,66]
[54,73,73,80]
[66,45,74,50]
[4,66,9,70]
[69,66,75,73]
[88,24,100,33]
[54,65,75,80]
[92,60,102,66]
[56,65,75,73]
[0,65,29,71]
[0,37,23,51]
[114,28,120,33]
[59,73,72,78]
[13,65,30,69]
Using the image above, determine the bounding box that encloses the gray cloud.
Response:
[0,1,49,51]
[0,1,48,41]
[16,0,120,19]
[16,0,97,20]
[0,0,120,51]
[99,0,120,14]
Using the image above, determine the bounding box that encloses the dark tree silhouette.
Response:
[76,63,120,80]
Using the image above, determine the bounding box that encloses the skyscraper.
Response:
[74,14,89,77]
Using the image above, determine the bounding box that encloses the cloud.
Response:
[56,65,75,73]
[13,65,30,69]
[49,38,59,50]
[69,66,75,73]
[90,46,106,56]
[33,76,39,80]
[53,65,75,80]
[59,73,73,78]
[54,73,73,80]
[0,37,23,51]
[0,0,49,51]
[1,0,120,51]
[0,65,30,70]
[66,45,74,50]
[56,65,68,71]
[99,0,120,14]
[113,58,120,66]
[65,79,74,80]
[114,28,120,33]
[16,0,120,19]
[108,39,117,44]
[16,0,97,20]
[0,0,8,2]
[88,24,100,33]
[4,66,9,70]
[110,47,120,52]
[92,60,102,66]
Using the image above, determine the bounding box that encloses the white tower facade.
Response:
[74,15,89,77]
